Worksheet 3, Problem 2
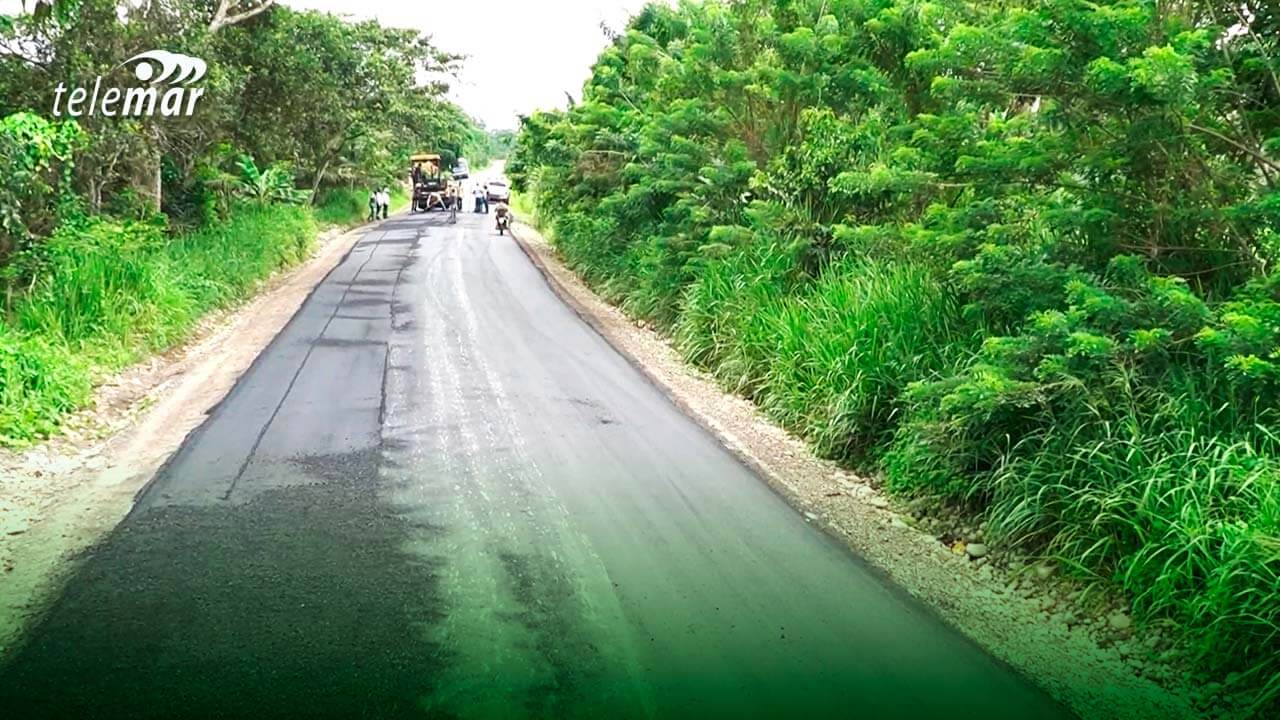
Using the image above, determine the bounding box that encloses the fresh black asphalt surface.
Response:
[0,209,1072,718]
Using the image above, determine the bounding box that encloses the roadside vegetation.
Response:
[0,203,314,443]
[0,0,495,445]
[313,186,408,226]
[508,0,1280,715]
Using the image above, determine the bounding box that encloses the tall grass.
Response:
[673,240,971,461]
[312,186,408,227]
[881,316,1280,713]
[510,190,539,223]
[0,203,316,445]
[989,425,1279,708]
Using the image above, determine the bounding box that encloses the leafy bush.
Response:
[886,259,1280,707]
[886,258,1273,497]
[0,112,82,263]
[234,156,311,206]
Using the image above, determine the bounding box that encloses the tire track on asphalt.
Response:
[444,238,656,716]
[398,223,550,716]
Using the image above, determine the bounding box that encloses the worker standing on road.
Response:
[379,188,390,219]
[368,190,378,221]
[445,185,458,216]
[473,184,485,213]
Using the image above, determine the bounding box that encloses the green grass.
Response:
[312,188,369,226]
[312,187,408,227]
[0,203,317,445]
[989,426,1279,708]
[886,361,1280,713]
[510,190,538,223]
[1,184,413,445]
[675,245,971,461]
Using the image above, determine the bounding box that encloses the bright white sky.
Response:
[283,0,655,130]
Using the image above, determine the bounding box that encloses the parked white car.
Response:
[486,180,511,203]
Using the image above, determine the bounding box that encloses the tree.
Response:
[0,1,481,213]
[213,7,464,197]
[207,0,274,33]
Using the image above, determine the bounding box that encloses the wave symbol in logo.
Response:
[125,50,207,85]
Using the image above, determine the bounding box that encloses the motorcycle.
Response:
[495,208,512,235]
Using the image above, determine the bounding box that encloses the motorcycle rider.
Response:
[494,200,512,233]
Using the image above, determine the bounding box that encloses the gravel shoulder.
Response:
[509,219,1198,720]
[0,217,385,655]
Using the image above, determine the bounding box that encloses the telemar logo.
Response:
[52,50,208,118]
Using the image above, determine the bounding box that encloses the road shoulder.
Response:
[509,220,1195,720]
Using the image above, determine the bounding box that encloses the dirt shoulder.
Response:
[0,216,384,656]
[510,220,1197,720]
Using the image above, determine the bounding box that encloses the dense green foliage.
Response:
[1,0,483,218]
[511,0,1280,713]
[0,112,82,265]
[0,1,484,442]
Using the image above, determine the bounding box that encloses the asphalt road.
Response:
[0,208,1071,719]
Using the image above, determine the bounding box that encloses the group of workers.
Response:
[428,182,499,214]
[457,183,512,230]
[371,176,510,230]
[367,188,392,220]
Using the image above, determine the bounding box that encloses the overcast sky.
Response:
[284,0,655,130]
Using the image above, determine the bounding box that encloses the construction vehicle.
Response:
[410,153,446,213]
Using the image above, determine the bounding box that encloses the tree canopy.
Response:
[1,0,488,241]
